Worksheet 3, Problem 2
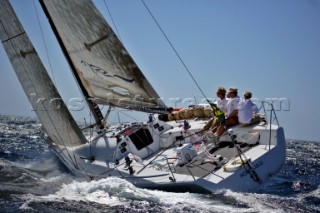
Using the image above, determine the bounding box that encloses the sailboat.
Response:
[0,0,285,193]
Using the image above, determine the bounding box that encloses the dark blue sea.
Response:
[0,115,319,213]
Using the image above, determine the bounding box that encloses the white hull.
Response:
[49,116,286,194]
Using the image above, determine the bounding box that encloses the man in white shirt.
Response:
[215,87,228,112]
[237,91,260,126]
[201,87,227,132]
[214,87,240,137]
[225,87,240,119]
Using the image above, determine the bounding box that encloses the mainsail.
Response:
[39,0,166,112]
[0,0,87,147]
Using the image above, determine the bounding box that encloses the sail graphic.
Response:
[0,0,87,147]
[40,0,166,110]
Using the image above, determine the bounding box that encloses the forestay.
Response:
[0,0,87,147]
[40,0,165,110]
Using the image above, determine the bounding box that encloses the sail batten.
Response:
[40,0,166,111]
[0,0,87,148]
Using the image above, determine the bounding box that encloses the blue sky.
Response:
[1,0,320,141]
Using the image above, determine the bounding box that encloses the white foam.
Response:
[0,156,78,195]
[41,178,140,206]
[21,156,60,171]
[223,190,287,213]
[296,187,320,211]
[37,178,252,212]
[19,195,35,211]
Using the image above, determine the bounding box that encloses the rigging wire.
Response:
[117,111,121,123]
[114,108,139,122]
[32,0,57,86]
[141,0,210,102]
[103,0,122,42]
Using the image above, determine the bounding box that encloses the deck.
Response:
[174,141,258,178]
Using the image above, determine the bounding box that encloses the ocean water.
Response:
[0,115,319,213]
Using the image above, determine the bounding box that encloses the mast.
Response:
[38,0,105,130]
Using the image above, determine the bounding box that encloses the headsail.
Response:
[40,0,166,112]
[0,0,87,147]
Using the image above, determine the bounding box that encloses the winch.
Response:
[176,144,197,165]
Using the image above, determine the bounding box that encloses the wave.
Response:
[24,176,315,213]
[0,156,75,195]
[22,178,253,212]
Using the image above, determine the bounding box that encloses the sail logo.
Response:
[81,60,134,83]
